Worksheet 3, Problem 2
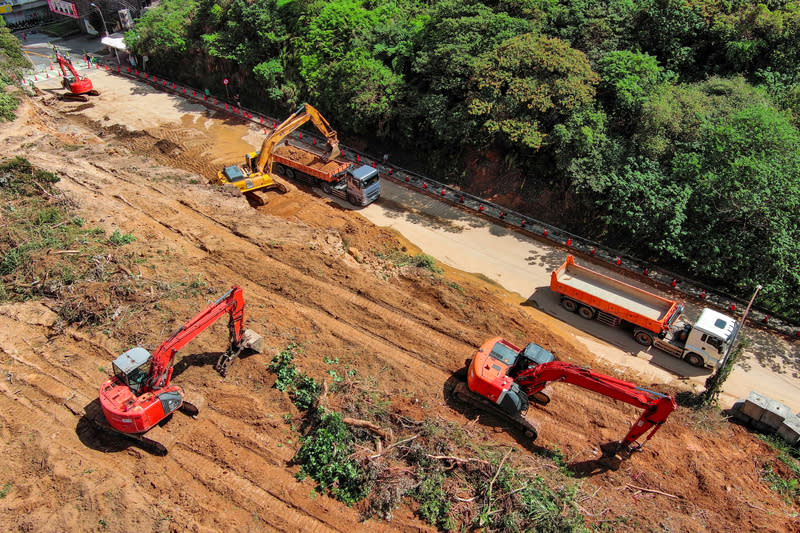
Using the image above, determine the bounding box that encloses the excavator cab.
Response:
[111,347,152,395]
[510,342,555,377]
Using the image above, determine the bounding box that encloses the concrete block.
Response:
[777,415,800,446]
[729,401,752,424]
[739,391,769,421]
[759,399,793,432]
[751,419,773,434]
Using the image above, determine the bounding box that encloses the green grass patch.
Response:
[376,248,443,274]
[294,409,368,505]
[108,229,136,246]
[759,434,800,504]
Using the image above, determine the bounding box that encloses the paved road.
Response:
[20,31,104,70]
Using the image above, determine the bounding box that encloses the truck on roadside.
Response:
[550,255,738,369]
[268,144,380,207]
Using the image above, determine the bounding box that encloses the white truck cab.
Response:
[683,308,738,368]
[655,308,738,368]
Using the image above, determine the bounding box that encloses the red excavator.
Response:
[453,337,676,462]
[53,46,100,101]
[95,286,262,454]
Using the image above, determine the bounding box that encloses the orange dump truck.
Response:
[549,255,738,368]
[550,255,683,346]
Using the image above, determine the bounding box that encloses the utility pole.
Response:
[90,2,109,37]
[718,284,762,371]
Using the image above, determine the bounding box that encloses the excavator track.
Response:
[85,398,200,456]
[451,382,539,440]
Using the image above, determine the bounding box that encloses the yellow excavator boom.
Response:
[253,103,341,176]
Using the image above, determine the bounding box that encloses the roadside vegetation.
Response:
[0,18,31,121]
[271,343,588,531]
[759,435,800,506]
[123,0,800,321]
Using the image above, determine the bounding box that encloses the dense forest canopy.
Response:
[125,0,800,321]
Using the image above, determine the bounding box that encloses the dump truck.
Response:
[550,255,738,368]
[267,143,380,206]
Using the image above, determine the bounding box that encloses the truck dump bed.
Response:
[550,255,681,334]
[273,145,350,182]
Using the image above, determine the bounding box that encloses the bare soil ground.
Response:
[0,75,798,532]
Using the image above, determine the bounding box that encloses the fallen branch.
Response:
[487,448,513,502]
[48,249,81,254]
[343,417,394,443]
[34,180,55,198]
[743,500,768,513]
[625,484,679,499]
[424,454,490,466]
[368,434,418,459]
[114,194,134,208]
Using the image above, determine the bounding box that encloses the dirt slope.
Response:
[0,87,797,532]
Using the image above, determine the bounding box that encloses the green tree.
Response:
[673,103,800,316]
[597,50,665,118]
[295,0,423,135]
[200,0,291,103]
[632,0,715,78]
[468,33,599,152]
[125,0,197,70]
[543,0,638,57]
[398,0,531,147]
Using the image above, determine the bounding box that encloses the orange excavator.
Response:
[53,46,100,102]
[453,337,676,461]
[95,286,262,454]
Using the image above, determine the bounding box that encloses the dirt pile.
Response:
[0,88,797,532]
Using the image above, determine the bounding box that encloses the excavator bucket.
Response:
[214,328,263,376]
[240,328,263,353]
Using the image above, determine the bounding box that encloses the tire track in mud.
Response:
[170,446,353,533]
[56,157,476,381]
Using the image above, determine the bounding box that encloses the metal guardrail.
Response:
[26,59,799,339]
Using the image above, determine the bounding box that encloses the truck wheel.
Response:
[684,353,704,367]
[634,331,654,346]
[284,167,295,179]
[578,306,596,320]
[561,299,578,313]
[322,182,332,194]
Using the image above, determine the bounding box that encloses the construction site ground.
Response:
[0,70,798,532]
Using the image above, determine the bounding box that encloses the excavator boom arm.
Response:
[53,47,80,79]
[516,361,676,447]
[147,287,245,391]
[254,103,340,174]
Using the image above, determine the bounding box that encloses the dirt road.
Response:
[1,68,795,531]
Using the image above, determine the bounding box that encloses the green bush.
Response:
[269,344,321,410]
[108,229,136,246]
[294,410,367,505]
[411,253,443,274]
